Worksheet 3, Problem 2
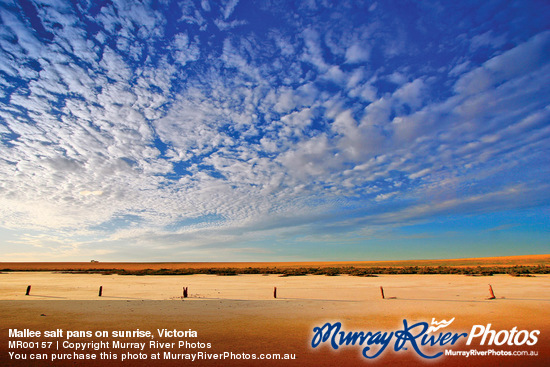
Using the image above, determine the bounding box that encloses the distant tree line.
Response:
[2,265,547,276]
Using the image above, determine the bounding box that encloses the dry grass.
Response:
[1,254,548,272]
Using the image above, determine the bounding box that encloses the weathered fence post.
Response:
[25,285,31,296]
[273,286,277,299]
[380,286,385,299]
[488,284,496,299]
[183,287,188,298]
[98,286,103,297]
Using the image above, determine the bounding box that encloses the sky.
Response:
[0,0,549,262]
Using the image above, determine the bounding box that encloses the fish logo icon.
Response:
[427,317,455,333]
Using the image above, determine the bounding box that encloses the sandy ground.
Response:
[1,273,549,366]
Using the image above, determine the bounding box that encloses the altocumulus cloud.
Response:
[0,0,549,261]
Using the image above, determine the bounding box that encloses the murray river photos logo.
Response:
[311,318,540,359]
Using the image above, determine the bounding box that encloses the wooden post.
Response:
[273,286,277,299]
[380,286,385,299]
[183,287,188,298]
[488,284,496,299]
[98,286,103,297]
[25,285,31,296]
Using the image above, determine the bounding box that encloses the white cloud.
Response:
[455,31,550,95]
[201,0,211,12]
[79,190,104,196]
[222,0,240,19]
[215,19,247,31]
[345,43,371,63]
[375,192,397,202]
[172,32,200,67]
[301,28,329,72]
[393,78,426,109]
[469,30,507,52]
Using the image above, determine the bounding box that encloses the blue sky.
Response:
[0,0,549,261]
